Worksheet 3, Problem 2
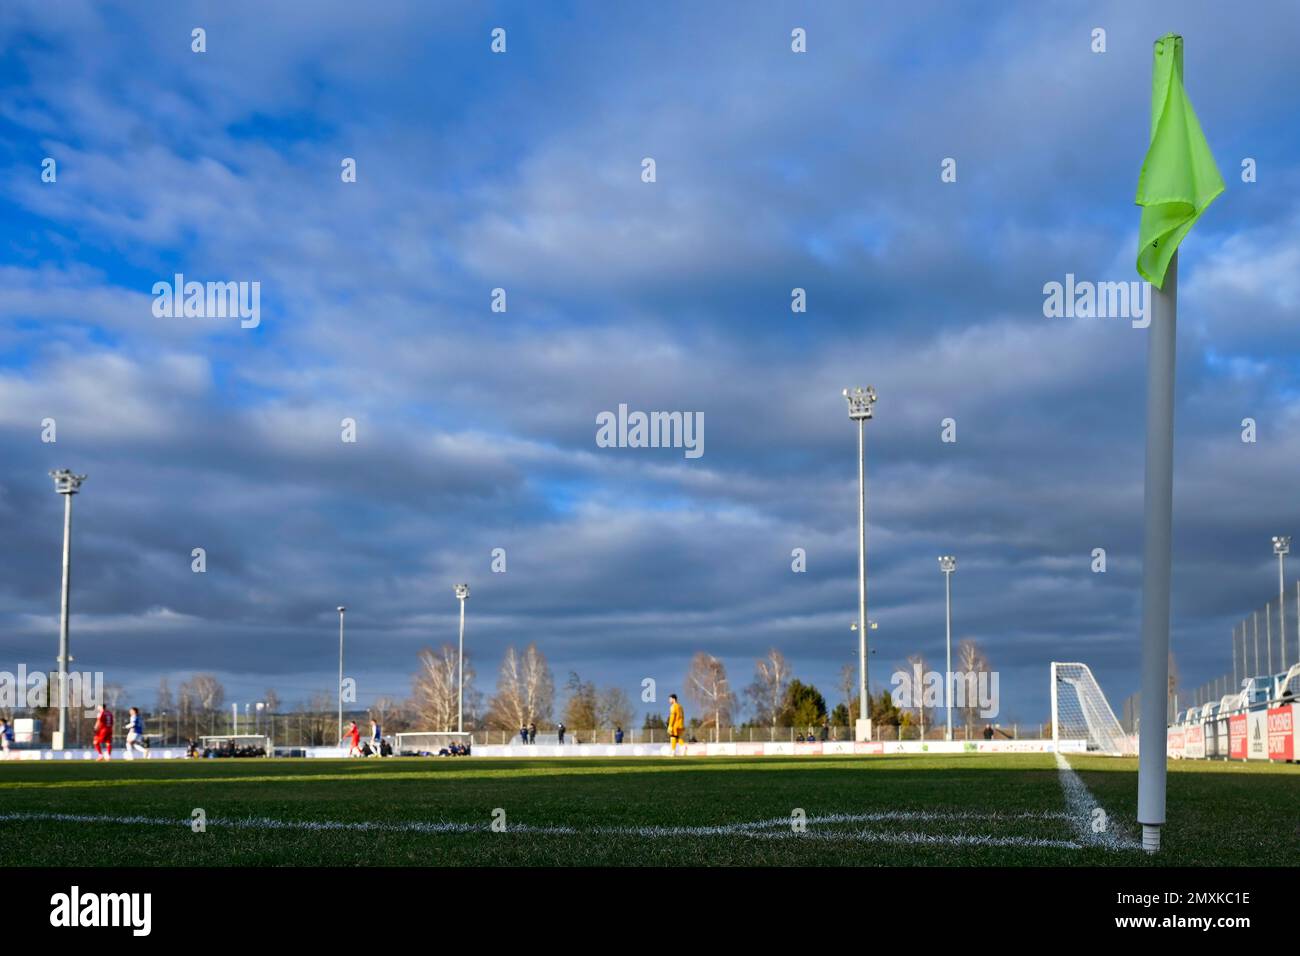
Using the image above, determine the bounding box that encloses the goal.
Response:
[1279,663,1300,702]
[393,732,472,756]
[198,734,272,757]
[1050,662,1135,755]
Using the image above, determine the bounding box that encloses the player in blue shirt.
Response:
[125,706,148,757]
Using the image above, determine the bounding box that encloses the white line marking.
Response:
[1054,751,1139,850]
[0,808,1084,850]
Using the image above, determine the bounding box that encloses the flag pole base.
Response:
[1142,824,1161,854]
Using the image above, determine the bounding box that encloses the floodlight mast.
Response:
[843,386,877,740]
[1273,536,1290,670]
[455,584,470,734]
[337,606,346,742]
[938,556,957,741]
[1232,623,1238,691]
[49,469,86,750]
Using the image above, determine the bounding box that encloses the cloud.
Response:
[1,0,1299,726]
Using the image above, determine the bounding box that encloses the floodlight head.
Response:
[842,386,877,421]
[49,469,87,495]
[454,583,470,601]
[938,555,957,573]
[337,605,346,614]
[1273,536,1291,556]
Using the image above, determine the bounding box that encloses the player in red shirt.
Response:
[342,720,361,757]
[93,703,114,761]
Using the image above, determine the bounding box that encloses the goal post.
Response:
[1278,662,1300,702]
[198,734,273,757]
[392,732,472,756]
[1050,662,1135,755]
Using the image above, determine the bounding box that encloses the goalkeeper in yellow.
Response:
[667,693,686,756]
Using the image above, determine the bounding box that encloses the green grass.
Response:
[0,754,1295,866]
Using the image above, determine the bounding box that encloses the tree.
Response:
[870,688,901,729]
[685,652,736,741]
[262,688,281,714]
[597,687,634,731]
[779,679,826,730]
[101,683,126,710]
[955,639,991,734]
[486,643,554,730]
[744,649,791,732]
[562,672,599,730]
[187,674,225,713]
[368,695,408,734]
[304,691,338,745]
[643,713,666,731]
[155,677,175,715]
[837,663,859,725]
[412,644,476,731]
[905,654,934,738]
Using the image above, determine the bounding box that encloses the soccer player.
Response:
[342,719,361,757]
[0,718,13,756]
[93,703,114,760]
[370,718,382,752]
[667,693,685,756]
[125,706,147,758]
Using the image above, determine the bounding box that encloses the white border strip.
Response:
[1053,751,1139,850]
[0,808,1090,851]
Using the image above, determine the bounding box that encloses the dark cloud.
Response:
[2,1,1299,725]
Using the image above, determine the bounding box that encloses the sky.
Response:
[2,0,1299,728]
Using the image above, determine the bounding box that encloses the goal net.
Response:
[393,732,472,756]
[1050,662,1135,755]
[198,734,272,757]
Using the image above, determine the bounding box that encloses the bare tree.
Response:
[412,644,475,731]
[686,652,735,741]
[838,663,857,726]
[744,649,791,733]
[188,674,225,713]
[597,687,634,732]
[262,688,280,714]
[486,643,554,730]
[369,696,409,734]
[905,654,935,738]
[101,683,126,711]
[155,677,175,715]
[562,672,599,732]
[955,639,991,734]
[304,691,338,745]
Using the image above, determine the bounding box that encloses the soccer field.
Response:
[1,754,1295,867]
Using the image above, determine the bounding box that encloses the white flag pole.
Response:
[1137,251,1177,853]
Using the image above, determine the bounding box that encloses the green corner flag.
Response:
[1135,34,1224,288]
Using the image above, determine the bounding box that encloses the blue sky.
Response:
[3,0,1300,726]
